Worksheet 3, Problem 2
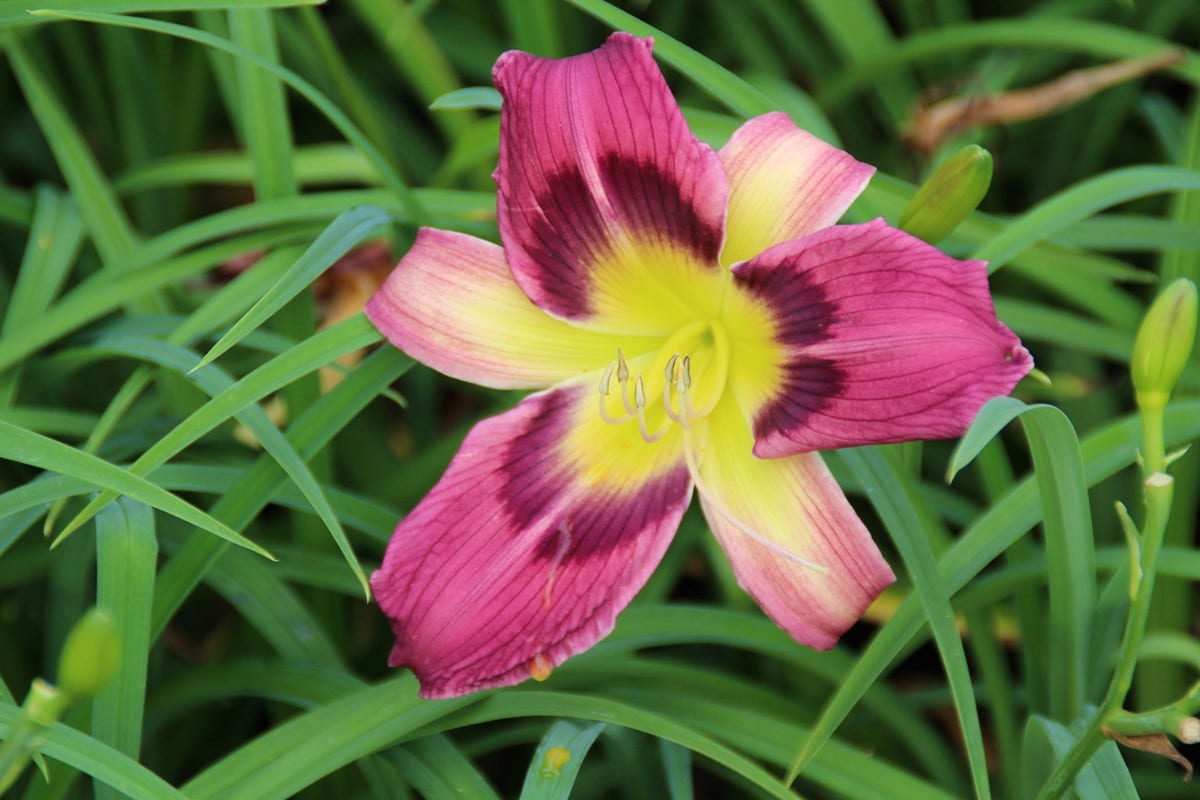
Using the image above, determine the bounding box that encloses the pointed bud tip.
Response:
[1132,278,1198,412]
[898,145,993,244]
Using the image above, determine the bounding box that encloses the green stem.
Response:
[1142,405,1167,474]
[1106,682,1200,741]
[1105,708,1194,740]
[1037,473,1174,799]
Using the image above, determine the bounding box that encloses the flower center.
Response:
[597,320,730,443]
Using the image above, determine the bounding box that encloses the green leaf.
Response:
[4,37,137,264]
[93,499,157,800]
[73,333,368,596]
[1023,714,1138,800]
[0,420,271,558]
[150,346,410,638]
[181,676,479,800]
[864,172,1146,329]
[0,228,303,374]
[0,702,188,800]
[229,7,297,200]
[115,144,379,193]
[589,605,963,789]
[822,19,1200,108]
[192,539,343,665]
[197,205,390,370]
[7,1,323,30]
[57,313,379,544]
[974,166,1200,272]
[948,397,1095,720]
[3,186,84,335]
[519,721,605,800]
[447,691,805,800]
[794,0,916,125]
[659,739,694,800]
[839,447,991,800]
[33,9,427,225]
[557,659,961,799]
[391,735,501,800]
[39,245,300,539]
[429,87,501,111]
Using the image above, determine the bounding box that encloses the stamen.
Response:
[634,376,665,443]
[598,360,633,424]
[678,355,695,425]
[599,361,614,395]
[663,354,686,425]
[616,348,635,414]
[633,375,647,409]
[664,353,679,382]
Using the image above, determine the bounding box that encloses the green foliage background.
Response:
[0,0,1197,798]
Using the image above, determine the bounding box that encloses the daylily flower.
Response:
[366,33,1032,699]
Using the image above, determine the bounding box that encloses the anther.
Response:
[634,375,647,409]
[616,348,635,413]
[599,362,615,395]
[598,361,631,425]
[678,355,697,424]
[663,354,686,425]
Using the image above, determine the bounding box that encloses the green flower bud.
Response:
[1132,278,1198,413]
[56,608,120,701]
[897,145,993,244]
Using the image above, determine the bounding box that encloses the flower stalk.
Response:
[1038,279,1197,798]
[1104,679,1200,742]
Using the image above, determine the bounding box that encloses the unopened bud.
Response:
[1132,278,1198,413]
[897,145,993,244]
[56,608,120,700]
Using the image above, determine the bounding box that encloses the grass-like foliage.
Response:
[1,1,1198,798]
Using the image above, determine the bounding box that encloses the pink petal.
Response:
[371,384,692,698]
[734,219,1032,457]
[493,33,729,329]
[719,112,874,266]
[365,228,660,389]
[694,398,894,648]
